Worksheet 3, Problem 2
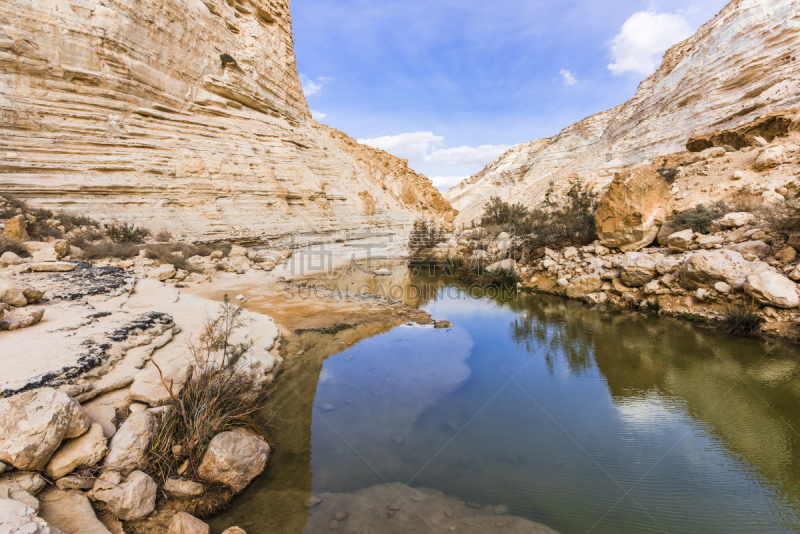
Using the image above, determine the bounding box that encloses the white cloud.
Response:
[429,176,468,191]
[560,69,577,86]
[311,110,327,120]
[299,74,333,96]
[608,11,693,76]
[358,131,510,168]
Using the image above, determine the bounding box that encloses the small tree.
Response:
[408,219,446,254]
[480,196,529,227]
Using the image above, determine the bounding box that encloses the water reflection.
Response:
[213,276,800,534]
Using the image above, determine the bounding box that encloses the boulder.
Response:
[727,241,772,259]
[222,528,247,534]
[38,487,112,534]
[164,477,205,498]
[229,245,247,257]
[679,249,764,289]
[696,235,724,249]
[103,410,157,476]
[565,275,603,299]
[0,499,51,533]
[148,264,177,281]
[31,246,59,263]
[22,286,44,304]
[29,262,75,272]
[0,251,23,266]
[3,215,30,241]
[719,212,754,228]
[89,470,157,522]
[130,362,191,407]
[0,472,44,512]
[0,278,28,307]
[654,255,682,275]
[619,254,657,287]
[168,512,210,534]
[1,307,45,330]
[223,256,251,274]
[0,472,46,496]
[595,167,673,252]
[197,430,269,493]
[667,229,694,253]
[0,388,89,471]
[44,423,108,479]
[753,146,785,171]
[776,247,797,263]
[53,240,70,259]
[55,475,96,491]
[744,271,799,308]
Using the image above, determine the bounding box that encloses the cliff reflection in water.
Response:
[509,293,800,512]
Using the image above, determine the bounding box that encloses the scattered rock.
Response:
[0,499,50,533]
[44,423,108,479]
[0,388,89,471]
[221,528,247,534]
[164,477,205,498]
[0,278,28,307]
[0,251,23,266]
[38,487,112,534]
[149,264,177,281]
[55,474,96,491]
[0,472,46,496]
[1,307,45,330]
[565,275,603,299]
[696,235,724,249]
[168,512,210,534]
[486,259,519,274]
[89,470,157,522]
[28,261,76,272]
[679,249,754,289]
[197,429,269,493]
[744,271,800,309]
[53,240,70,258]
[776,247,797,263]
[619,254,657,287]
[595,167,673,252]
[103,410,157,476]
[727,240,771,259]
[667,230,694,253]
[754,146,785,171]
[719,212,754,228]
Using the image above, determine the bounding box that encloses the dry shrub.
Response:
[0,237,30,258]
[147,297,270,487]
[668,201,730,234]
[106,222,150,244]
[144,242,229,272]
[156,229,173,242]
[720,304,765,336]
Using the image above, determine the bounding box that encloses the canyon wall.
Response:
[0,0,454,239]
[445,0,800,224]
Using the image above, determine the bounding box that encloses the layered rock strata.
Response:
[0,0,454,239]
[446,0,800,224]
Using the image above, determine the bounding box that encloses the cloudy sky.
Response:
[292,0,729,190]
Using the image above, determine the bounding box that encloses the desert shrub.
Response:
[408,219,447,255]
[761,199,800,238]
[719,304,765,335]
[106,222,150,244]
[480,196,530,228]
[58,212,101,232]
[669,201,730,233]
[525,179,599,249]
[156,229,173,242]
[147,296,268,486]
[0,238,30,258]
[80,239,138,260]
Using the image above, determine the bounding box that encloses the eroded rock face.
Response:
[103,410,157,476]
[0,388,89,471]
[0,0,454,239]
[744,271,800,308]
[446,1,800,225]
[197,429,269,493]
[595,168,673,252]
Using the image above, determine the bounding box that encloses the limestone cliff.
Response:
[0,0,454,239]
[446,0,800,224]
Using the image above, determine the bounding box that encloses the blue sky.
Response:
[292,0,730,190]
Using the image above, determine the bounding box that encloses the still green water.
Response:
[211,274,800,533]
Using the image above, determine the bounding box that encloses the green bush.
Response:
[668,201,730,234]
[480,196,530,228]
[525,179,599,248]
[719,304,764,335]
[105,222,150,244]
[408,219,447,256]
[458,265,521,289]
